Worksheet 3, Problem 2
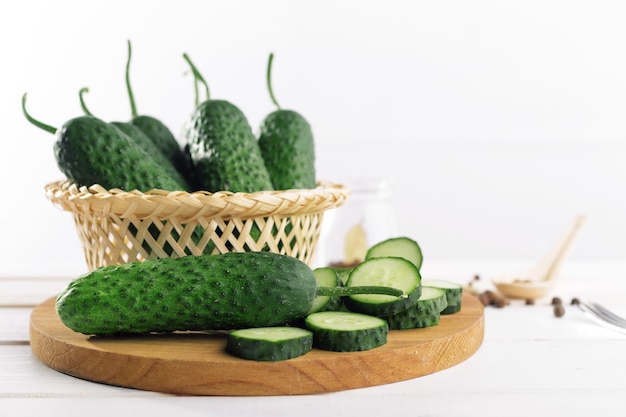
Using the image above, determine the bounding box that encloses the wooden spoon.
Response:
[493,215,587,299]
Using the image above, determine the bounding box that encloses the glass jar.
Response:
[314,178,398,268]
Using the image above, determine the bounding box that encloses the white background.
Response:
[1,0,625,277]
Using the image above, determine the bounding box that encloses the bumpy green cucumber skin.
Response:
[345,286,421,317]
[131,115,190,180]
[258,110,316,190]
[54,116,187,192]
[305,311,388,352]
[226,327,313,361]
[382,287,447,330]
[416,287,448,315]
[421,279,463,315]
[55,252,317,335]
[385,311,441,330]
[441,304,462,314]
[308,268,344,314]
[111,121,190,190]
[183,100,274,193]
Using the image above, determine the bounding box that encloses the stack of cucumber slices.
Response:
[227,237,464,361]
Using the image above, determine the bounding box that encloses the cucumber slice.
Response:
[383,287,448,330]
[344,257,421,316]
[422,279,463,314]
[308,268,344,314]
[331,267,353,285]
[226,327,313,361]
[386,312,441,330]
[305,311,388,352]
[366,237,423,270]
[441,303,461,314]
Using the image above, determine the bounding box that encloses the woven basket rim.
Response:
[45,180,351,222]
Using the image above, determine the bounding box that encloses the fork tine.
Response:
[582,302,625,327]
[589,302,626,327]
[577,301,626,335]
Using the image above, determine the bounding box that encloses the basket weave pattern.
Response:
[46,180,350,270]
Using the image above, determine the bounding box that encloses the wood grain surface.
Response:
[30,293,484,396]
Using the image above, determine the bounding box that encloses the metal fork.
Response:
[576,300,626,335]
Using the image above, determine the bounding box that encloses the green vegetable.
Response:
[258,53,316,190]
[382,287,448,330]
[308,267,344,314]
[305,311,389,352]
[332,267,354,285]
[366,237,423,270]
[55,251,406,336]
[181,53,274,193]
[344,257,422,316]
[422,279,463,314]
[22,93,187,192]
[226,327,313,361]
[124,40,189,177]
[79,87,205,257]
[78,87,190,190]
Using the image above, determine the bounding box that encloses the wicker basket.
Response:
[45,180,350,271]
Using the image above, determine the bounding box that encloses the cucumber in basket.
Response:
[76,87,191,190]
[180,53,274,193]
[422,279,464,314]
[22,94,188,192]
[123,40,189,178]
[226,327,313,361]
[366,236,423,270]
[258,53,316,190]
[344,257,422,316]
[305,311,389,352]
[56,251,406,336]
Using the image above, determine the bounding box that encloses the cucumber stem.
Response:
[78,87,93,116]
[266,52,281,110]
[316,286,407,299]
[21,93,57,134]
[126,39,138,118]
[182,53,210,106]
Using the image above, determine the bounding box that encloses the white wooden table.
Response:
[2,262,626,417]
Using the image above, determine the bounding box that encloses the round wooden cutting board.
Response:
[30,293,484,396]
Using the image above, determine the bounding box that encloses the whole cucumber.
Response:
[22,94,187,192]
[77,87,190,190]
[124,40,189,177]
[258,53,316,190]
[55,251,406,336]
[180,53,274,193]
[56,252,317,335]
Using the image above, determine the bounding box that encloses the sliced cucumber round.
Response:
[331,267,353,285]
[383,287,448,330]
[344,257,421,316]
[416,286,448,314]
[308,268,344,314]
[366,236,423,270]
[305,311,388,352]
[422,279,463,315]
[386,312,441,330]
[226,327,313,361]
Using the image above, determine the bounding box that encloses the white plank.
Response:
[1,382,625,417]
[0,308,31,342]
[0,278,70,307]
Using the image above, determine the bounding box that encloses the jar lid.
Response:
[345,177,394,198]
